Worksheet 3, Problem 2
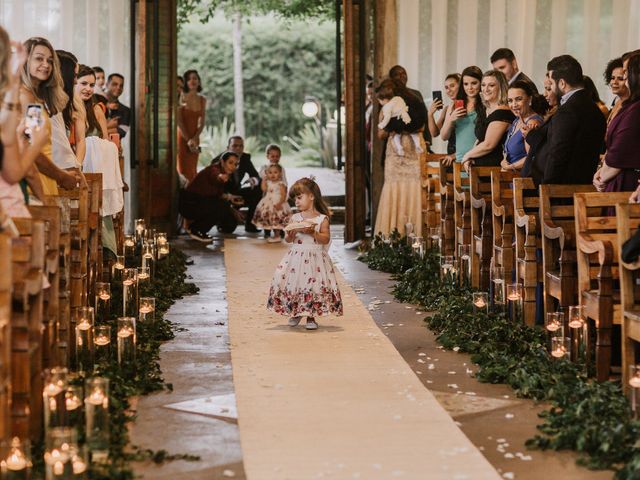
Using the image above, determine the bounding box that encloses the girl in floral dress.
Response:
[252,164,291,243]
[267,178,343,330]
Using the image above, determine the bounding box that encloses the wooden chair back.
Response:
[574,191,631,381]
[422,154,445,235]
[469,166,500,290]
[616,202,640,393]
[490,170,518,280]
[453,162,470,257]
[85,173,103,301]
[513,177,540,326]
[438,161,455,256]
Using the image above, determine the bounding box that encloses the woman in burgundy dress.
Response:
[593,54,640,193]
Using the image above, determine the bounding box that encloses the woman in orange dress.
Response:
[177,69,206,182]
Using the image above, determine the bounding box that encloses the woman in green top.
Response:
[440,66,484,165]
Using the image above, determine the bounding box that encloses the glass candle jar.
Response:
[139,297,155,323]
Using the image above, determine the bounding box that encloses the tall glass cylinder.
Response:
[472,292,489,314]
[629,365,640,418]
[506,283,523,323]
[94,283,110,324]
[117,317,136,366]
[491,266,505,311]
[111,255,125,283]
[412,236,425,259]
[0,437,31,479]
[139,297,156,323]
[428,227,441,254]
[44,427,76,480]
[142,243,155,279]
[92,326,111,364]
[568,305,587,363]
[122,268,138,317]
[137,267,150,297]
[84,378,109,457]
[458,244,471,287]
[74,308,94,374]
[134,219,146,245]
[157,241,170,259]
[440,255,456,283]
[404,221,414,239]
[545,312,565,351]
[43,368,68,435]
[154,232,168,246]
[550,336,571,360]
[64,385,83,437]
[123,235,136,267]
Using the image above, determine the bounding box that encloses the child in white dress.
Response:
[252,164,291,242]
[258,143,288,186]
[376,82,426,156]
[267,178,343,330]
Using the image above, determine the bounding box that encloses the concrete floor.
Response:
[129,227,613,480]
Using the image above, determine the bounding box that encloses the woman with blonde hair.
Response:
[462,69,515,169]
[19,37,79,196]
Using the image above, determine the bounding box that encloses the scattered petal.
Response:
[505,413,514,419]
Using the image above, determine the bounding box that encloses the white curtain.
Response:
[397,0,640,113]
[0,0,134,224]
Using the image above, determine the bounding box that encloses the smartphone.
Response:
[432,90,443,109]
[454,99,464,110]
[25,103,44,138]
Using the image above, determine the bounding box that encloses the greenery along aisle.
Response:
[34,248,200,480]
[358,234,640,479]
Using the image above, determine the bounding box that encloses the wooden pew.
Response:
[616,202,640,393]
[453,162,470,259]
[491,170,518,283]
[55,198,71,367]
[469,166,500,290]
[574,191,630,381]
[28,204,61,368]
[513,178,540,326]
[10,217,45,440]
[57,187,89,365]
[421,154,445,236]
[540,185,595,318]
[85,173,103,302]
[0,232,12,440]
[438,161,455,256]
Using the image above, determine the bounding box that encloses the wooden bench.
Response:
[28,204,61,368]
[469,166,500,290]
[513,178,540,326]
[491,170,518,283]
[453,163,470,260]
[421,154,445,236]
[86,173,103,302]
[616,202,640,393]
[540,185,595,318]
[57,187,89,365]
[10,217,45,440]
[574,191,631,381]
[438,161,455,256]
[0,231,12,440]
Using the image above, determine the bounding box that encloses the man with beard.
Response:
[541,55,606,184]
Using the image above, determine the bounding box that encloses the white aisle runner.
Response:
[225,238,500,480]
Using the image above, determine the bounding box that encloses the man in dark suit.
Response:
[491,48,538,93]
[541,55,606,184]
[212,136,262,233]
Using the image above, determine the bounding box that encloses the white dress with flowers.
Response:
[267,213,343,317]
[252,179,291,229]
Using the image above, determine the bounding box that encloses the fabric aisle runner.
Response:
[225,238,500,480]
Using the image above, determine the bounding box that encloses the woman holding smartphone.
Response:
[427,73,460,144]
[19,37,79,195]
[440,66,483,166]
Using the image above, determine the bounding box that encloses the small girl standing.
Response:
[252,164,291,243]
[267,178,343,330]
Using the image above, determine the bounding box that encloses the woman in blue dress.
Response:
[440,66,484,166]
[501,80,546,172]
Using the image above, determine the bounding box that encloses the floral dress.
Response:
[252,180,291,229]
[267,213,343,317]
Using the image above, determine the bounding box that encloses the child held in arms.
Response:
[377,79,427,156]
[252,164,292,243]
[267,177,343,330]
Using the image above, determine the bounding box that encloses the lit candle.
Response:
[124,238,135,248]
[98,292,111,301]
[117,326,134,338]
[159,246,169,255]
[5,451,27,471]
[568,318,584,329]
[474,298,486,308]
[139,305,154,314]
[94,335,110,346]
[122,279,134,286]
[77,319,91,331]
[53,461,64,475]
[507,292,520,301]
[630,376,640,389]
[546,322,560,332]
[113,262,124,270]
[65,394,81,411]
[72,457,87,474]
[137,272,150,281]
[551,346,566,358]
[86,389,106,406]
[44,381,63,397]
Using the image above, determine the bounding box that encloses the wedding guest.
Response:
[605,57,629,124]
[177,69,206,182]
[462,70,514,169]
[76,65,108,139]
[56,50,85,167]
[541,55,606,184]
[105,73,130,139]
[490,48,537,92]
[389,65,431,147]
[440,66,483,166]
[212,136,262,233]
[501,81,546,171]
[427,73,460,155]
[583,75,609,118]
[521,74,559,184]
[593,53,640,193]
[92,66,107,97]
[20,37,79,195]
